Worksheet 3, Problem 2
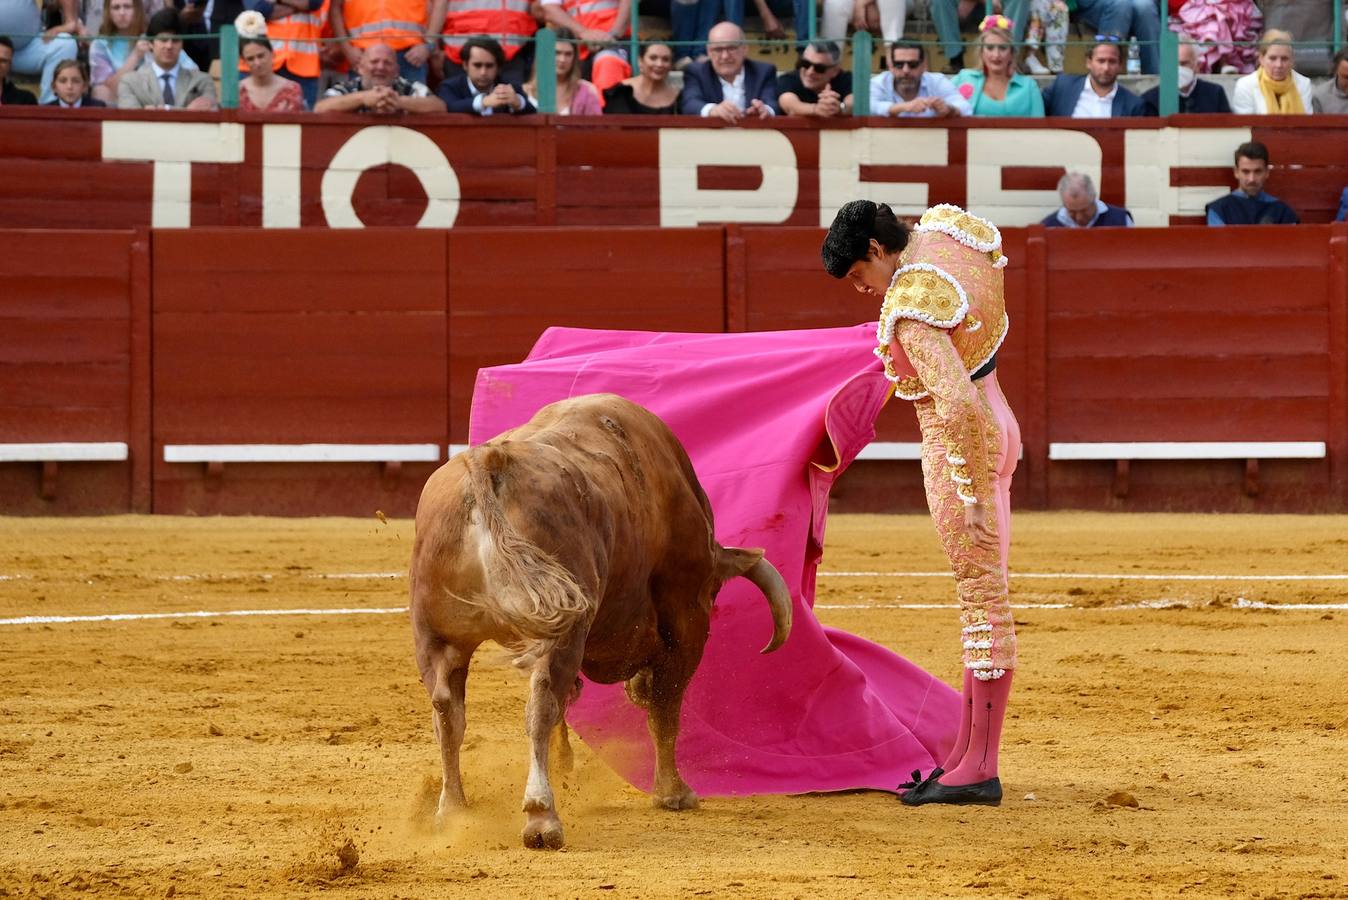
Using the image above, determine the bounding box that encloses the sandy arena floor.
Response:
[2,512,1346,899]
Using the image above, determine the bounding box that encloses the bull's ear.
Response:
[715,546,765,582]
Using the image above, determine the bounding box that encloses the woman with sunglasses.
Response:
[950,18,1044,116]
[777,41,853,117]
[821,199,1020,808]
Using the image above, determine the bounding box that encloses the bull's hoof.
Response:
[653,788,699,811]
[522,815,565,850]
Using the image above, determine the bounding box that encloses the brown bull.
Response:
[409,393,792,850]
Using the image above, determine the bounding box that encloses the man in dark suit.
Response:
[1142,41,1231,115]
[1042,38,1149,118]
[0,37,38,105]
[678,21,778,121]
[436,36,536,116]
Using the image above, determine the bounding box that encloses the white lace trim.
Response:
[963,639,994,650]
[950,472,972,486]
[916,204,1004,255]
[968,313,1010,380]
[962,623,994,634]
[972,668,1007,681]
[946,452,966,466]
[876,262,970,336]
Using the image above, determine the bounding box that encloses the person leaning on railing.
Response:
[602,40,679,113]
[870,39,969,118]
[949,18,1044,116]
[1232,29,1312,114]
[1312,47,1348,114]
[776,40,853,117]
[436,34,535,113]
[314,38,445,111]
[679,21,777,120]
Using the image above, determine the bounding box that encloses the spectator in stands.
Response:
[523,28,601,114]
[436,0,536,84]
[1312,47,1348,114]
[237,22,306,111]
[117,8,217,108]
[1041,172,1133,227]
[262,0,329,109]
[928,0,1026,73]
[540,0,629,93]
[1021,0,1068,74]
[871,40,968,117]
[603,40,679,114]
[819,0,910,53]
[436,34,535,114]
[0,0,79,103]
[0,36,36,104]
[680,21,777,120]
[314,38,445,111]
[1205,141,1299,226]
[950,19,1043,117]
[1232,29,1312,115]
[777,40,852,117]
[330,0,435,83]
[1042,36,1147,117]
[91,0,147,104]
[46,58,106,106]
[1142,40,1231,114]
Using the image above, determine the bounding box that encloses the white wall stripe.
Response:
[0,442,129,462]
[163,444,441,463]
[1049,441,1327,460]
[0,607,407,626]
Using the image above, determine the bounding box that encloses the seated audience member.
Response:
[46,59,106,106]
[871,39,969,117]
[1312,48,1348,114]
[1142,41,1231,114]
[951,19,1044,117]
[91,0,149,104]
[1041,172,1133,227]
[436,35,534,114]
[523,28,600,114]
[1232,29,1312,114]
[0,0,78,103]
[603,41,679,114]
[236,16,306,111]
[539,0,629,92]
[316,40,444,112]
[436,0,536,84]
[0,36,36,104]
[1022,0,1068,74]
[1042,36,1148,117]
[777,40,853,117]
[680,21,777,120]
[117,8,217,109]
[1205,141,1299,225]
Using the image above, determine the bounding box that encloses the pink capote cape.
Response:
[469,324,961,796]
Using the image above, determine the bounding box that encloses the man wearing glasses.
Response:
[1041,36,1147,117]
[777,40,853,117]
[680,21,778,121]
[869,40,969,118]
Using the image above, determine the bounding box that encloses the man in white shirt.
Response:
[1041,37,1147,117]
[869,41,970,118]
[678,21,778,122]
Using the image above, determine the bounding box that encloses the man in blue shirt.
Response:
[1206,142,1299,226]
[869,40,970,118]
[1041,172,1134,227]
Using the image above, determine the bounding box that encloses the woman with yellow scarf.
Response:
[1232,29,1313,114]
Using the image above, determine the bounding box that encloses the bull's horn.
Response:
[743,557,792,654]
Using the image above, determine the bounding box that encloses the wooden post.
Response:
[129,227,154,514]
[724,225,747,333]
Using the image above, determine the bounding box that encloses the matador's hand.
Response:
[964,502,997,552]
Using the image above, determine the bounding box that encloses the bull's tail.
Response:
[461,445,594,645]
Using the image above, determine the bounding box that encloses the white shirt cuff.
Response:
[700,102,715,117]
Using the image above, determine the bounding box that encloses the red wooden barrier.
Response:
[0,229,148,513]
[0,224,1344,515]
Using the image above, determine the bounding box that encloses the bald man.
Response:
[1141,42,1232,115]
[678,21,779,121]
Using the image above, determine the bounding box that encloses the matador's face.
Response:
[844,241,897,299]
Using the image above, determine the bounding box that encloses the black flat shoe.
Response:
[900,776,1002,807]
[896,767,943,801]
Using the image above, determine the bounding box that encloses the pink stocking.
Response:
[938,668,975,772]
[939,670,1013,786]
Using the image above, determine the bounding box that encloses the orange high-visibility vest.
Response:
[441,0,535,62]
[343,0,427,50]
[564,0,621,36]
[271,0,329,77]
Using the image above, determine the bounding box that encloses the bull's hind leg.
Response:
[522,634,586,850]
[425,643,472,823]
[646,662,699,811]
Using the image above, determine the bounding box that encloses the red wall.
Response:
[1,224,1344,515]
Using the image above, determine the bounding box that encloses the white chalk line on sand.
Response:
[5,570,1348,584]
[4,598,1347,627]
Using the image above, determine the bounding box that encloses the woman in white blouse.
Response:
[1232,29,1313,114]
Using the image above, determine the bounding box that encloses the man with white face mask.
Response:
[1141,41,1231,115]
